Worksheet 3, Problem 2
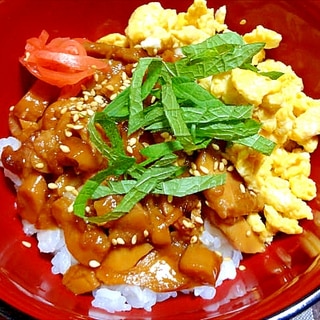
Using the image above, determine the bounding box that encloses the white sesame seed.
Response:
[239,264,246,271]
[193,170,201,176]
[87,109,95,116]
[89,259,101,268]
[246,230,252,237]
[194,216,204,224]
[48,183,58,190]
[60,145,71,153]
[128,137,137,146]
[94,95,105,104]
[111,238,118,246]
[116,237,125,245]
[227,165,234,172]
[65,185,76,192]
[240,183,246,194]
[64,129,72,137]
[60,107,68,115]
[35,162,45,169]
[150,96,156,104]
[21,240,32,248]
[218,161,225,171]
[121,72,127,81]
[199,165,209,174]
[67,203,74,213]
[213,161,219,171]
[79,110,87,117]
[106,84,115,91]
[212,143,220,151]
[72,189,79,196]
[131,234,137,245]
[126,145,133,154]
[71,124,84,130]
[110,93,118,101]
[143,230,149,237]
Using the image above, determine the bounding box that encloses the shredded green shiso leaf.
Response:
[73,31,276,224]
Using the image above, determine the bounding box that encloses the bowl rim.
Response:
[1,1,320,319]
[269,288,320,320]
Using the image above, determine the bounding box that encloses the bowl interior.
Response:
[0,1,320,319]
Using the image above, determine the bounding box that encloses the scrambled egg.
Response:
[207,45,320,242]
[211,41,320,242]
[100,0,227,55]
[100,0,320,244]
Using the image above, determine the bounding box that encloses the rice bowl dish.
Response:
[0,0,320,319]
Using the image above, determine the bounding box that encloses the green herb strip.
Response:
[73,32,277,224]
[92,173,226,199]
[88,112,134,166]
[128,58,163,134]
[165,33,265,79]
[161,78,196,152]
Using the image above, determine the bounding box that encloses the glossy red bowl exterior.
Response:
[0,1,320,319]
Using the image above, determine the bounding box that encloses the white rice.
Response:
[19,218,243,314]
[91,285,178,313]
[200,221,242,286]
[27,219,242,314]
[1,137,244,314]
[22,220,77,275]
[0,137,22,187]
[51,244,78,275]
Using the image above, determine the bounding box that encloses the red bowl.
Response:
[0,0,320,319]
